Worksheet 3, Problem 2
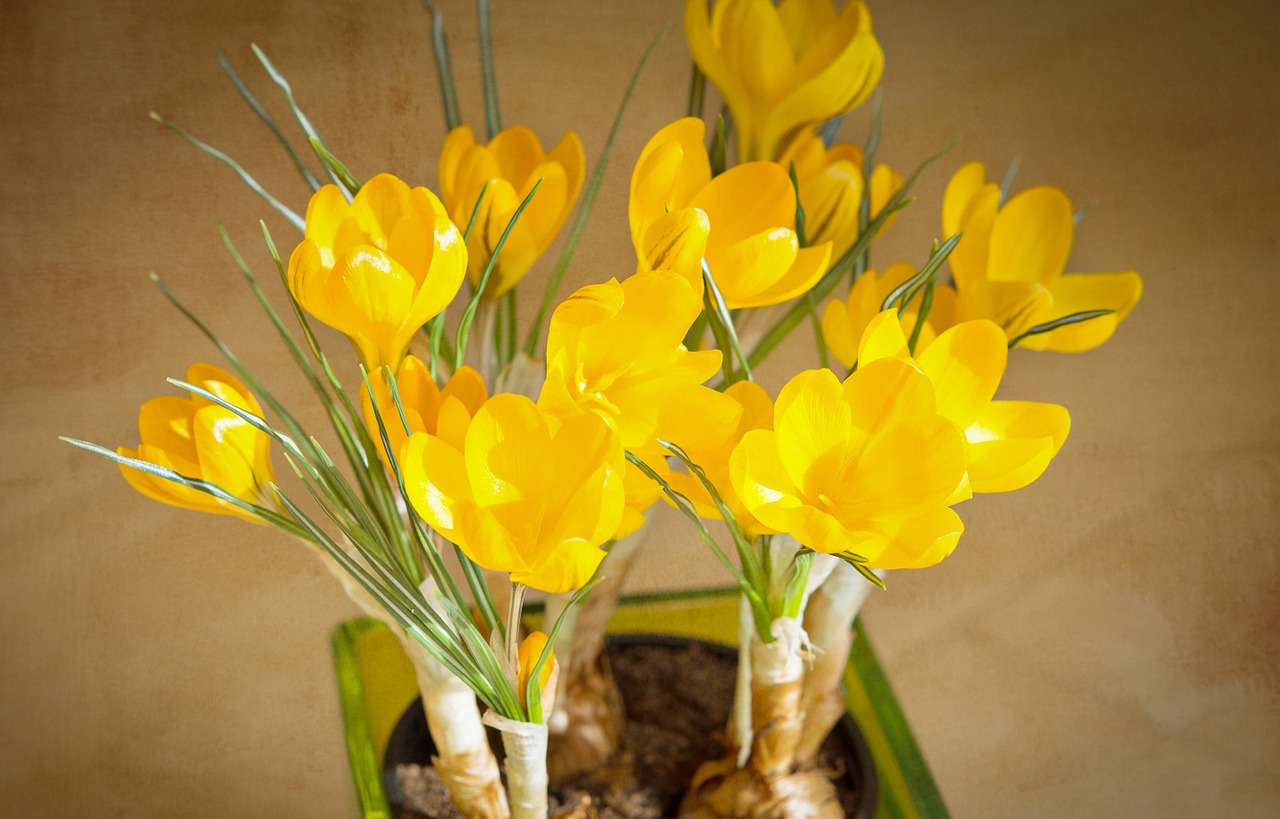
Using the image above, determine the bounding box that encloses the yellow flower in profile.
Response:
[538,270,741,453]
[438,125,585,297]
[401,394,624,595]
[685,0,884,162]
[729,364,968,570]
[288,173,467,374]
[940,161,1142,351]
[629,119,830,308]
[859,310,1071,494]
[360,355,487,471]
[779,127,903,259]
[667,379,775,538]
[820,262,959,367]
[117,364,275,522]
[517,631,556,710]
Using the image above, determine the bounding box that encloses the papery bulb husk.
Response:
[545,647,627,785]
[404,640,510,819]
[485,658,558,819]
[681,761,844,819]
[795,562,877,765]
[749,624,807,782]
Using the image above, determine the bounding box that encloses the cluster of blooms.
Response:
[80,1,1142,817]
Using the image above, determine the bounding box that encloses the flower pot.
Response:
[333,587,951,819]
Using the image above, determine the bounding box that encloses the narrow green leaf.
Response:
[710,113,727,177]
[150,113,305,232]
[523,26,667,357]
[60,437,309,538]
[215,50,321,191]
[702,261,752,383]
[477,0,502,140]
[250,44,348,193]
[686,63,705,120]
[421,1,462,131]
[456,178,543,370]
[309,137,361,197]
[525,577,602,724]
[1007,309,1115,349]
[998,155,1022,203]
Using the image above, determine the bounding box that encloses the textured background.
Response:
[2,0,1278,816]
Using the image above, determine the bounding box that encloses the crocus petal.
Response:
[691,161,795,254]
[137,397,199,463]
[1020,271,1144,352]
[856,309,911,366]
[442,365,488,416]
[464,394,553,509]
[966,400,1070,492]
[988,185,1074,287]
[636,207,711,293]
[488,125,546,184]
[737,242,832,308]
[916,320,1007,429]
[949,183,1000,291]
[629,118,710,235]
[438,125,478,205]
[730,428,803,531]
[773,369,851,497]
[518,538,606,595]
[821,297,858,369]
[868,507,964,570]
[942,161,986,238]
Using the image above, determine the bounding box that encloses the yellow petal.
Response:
[350,173,415,245]
[948,183,1000,291]
[966,401,1070,492]
[942,161,986,238]
[842,357,936,436]
[856,309,910,366]
[517,538,606,595]
[442,365,488,416]
[712,227,799,307]
[773,369,851,497]
[464,394,553,509]
[402,431,470,540]
[137,396,198,462]
[821,297,857,369]
[691,161,794,256]
[488,125,546,184]
[916,320,1007,428]
[636,207,711,293]
[838,412,967,522]
[629,118,710,234]
[868,164,903,235]
[868,507,964,570]
[735,241,831,309]
[1021,271,1143,352]
[191,405,261,500]
[438,125,478,205]
[517,632,555,706]
[988,185,1074,286]
[730,428,802,532]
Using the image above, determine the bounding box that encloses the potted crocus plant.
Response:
[65,1,1142,817]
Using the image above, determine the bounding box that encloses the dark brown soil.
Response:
[392,640,865,818]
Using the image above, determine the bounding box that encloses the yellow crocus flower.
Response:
[729,363,968,570]
[857,310,1071,495]
[940,161,1143,351]
[629,118,831,308]
[539,270,743,540]
[778,127,903,259]
[820,262,959,367]
[666,379,775,538]
[538,269,741,453]
[288,173,467,374]
[401,394,623,595]
[360,355,487,471]
[685,0,884,162]
[438,125,585,297]
[117,363,275,522]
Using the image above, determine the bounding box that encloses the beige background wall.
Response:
[2,0,1277,816]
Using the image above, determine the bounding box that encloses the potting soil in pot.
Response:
[391,640,868,818]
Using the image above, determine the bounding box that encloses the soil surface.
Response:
[392,640,865,818]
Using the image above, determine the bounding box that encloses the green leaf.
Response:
[455,178,543,370]
[150,113,305,232]
[701,260,752,384]
[477,0,502,140]
[998,155,1022,203]
[250,44,348,194]
[686,62,705,120]
[215,50,321,191]
[309,137,361,197]
[524,577,602,724]
[1007,309,1115,349]
[523,26,667,357]
[420,1,462,131]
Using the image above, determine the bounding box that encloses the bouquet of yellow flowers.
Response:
[65,1,1140,817]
